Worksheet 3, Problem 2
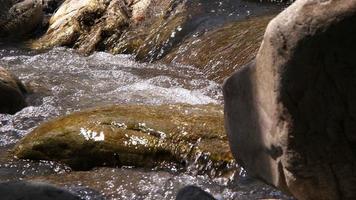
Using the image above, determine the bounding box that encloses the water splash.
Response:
[79,128,105,141]
[0,47,222,146]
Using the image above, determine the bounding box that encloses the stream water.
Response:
[0,47,292,199]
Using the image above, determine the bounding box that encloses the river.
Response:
[0,46,294,199]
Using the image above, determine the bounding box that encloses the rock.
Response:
[0,181,81,200]
[176,185,216,200]
[32,0,130,54]
[113,0,283,62]
[32,0,283,61]
[164,15,274,83]
[14,104,235,176]
[129,0,151,23]
[0,0,43,39]
[0,67,27,114]
[42,0,65,14]
[224,0,356,199]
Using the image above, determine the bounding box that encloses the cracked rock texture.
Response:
[223,0,356,199]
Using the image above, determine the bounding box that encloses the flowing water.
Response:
[0,47,292,199]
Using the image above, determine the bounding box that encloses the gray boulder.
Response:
[0,67,27,114]
[0,181,81,200]
[224,0,356,199]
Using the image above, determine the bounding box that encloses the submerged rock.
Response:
[224,0,356,199]
[0,67,27,114]
[14,104,234,176]
[0,181,81,200]
[176,185,216,200]
[0,0,43,39]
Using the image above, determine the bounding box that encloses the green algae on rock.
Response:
[14,104,235,177]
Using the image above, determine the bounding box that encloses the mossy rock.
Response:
[14,104,234,176]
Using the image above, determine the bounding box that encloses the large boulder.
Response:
[224,0,356,199]
[0,67,27,114]
[0,0,43,39]
[14,104,235,177]
[0,181,81,200]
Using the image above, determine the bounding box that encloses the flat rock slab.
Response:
[14,104,235,177]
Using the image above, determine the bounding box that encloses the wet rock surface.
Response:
[175,185,216,200]
[0,66,27,114]
[224,0,356,199]
[14,104,234,176]
[32,0,130,54]
[0,180,81,200]
[32,0,285,65]
[164,15,274,83]
[0,0,43,39]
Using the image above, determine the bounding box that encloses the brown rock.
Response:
[114,0,283,62]
[33,0,283,63]
[164,15,274,83]
[0,67,27,114]
[14,104,235,176]
[32,0,130,54]
[224,0,356,199]
[0,0,43,39]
